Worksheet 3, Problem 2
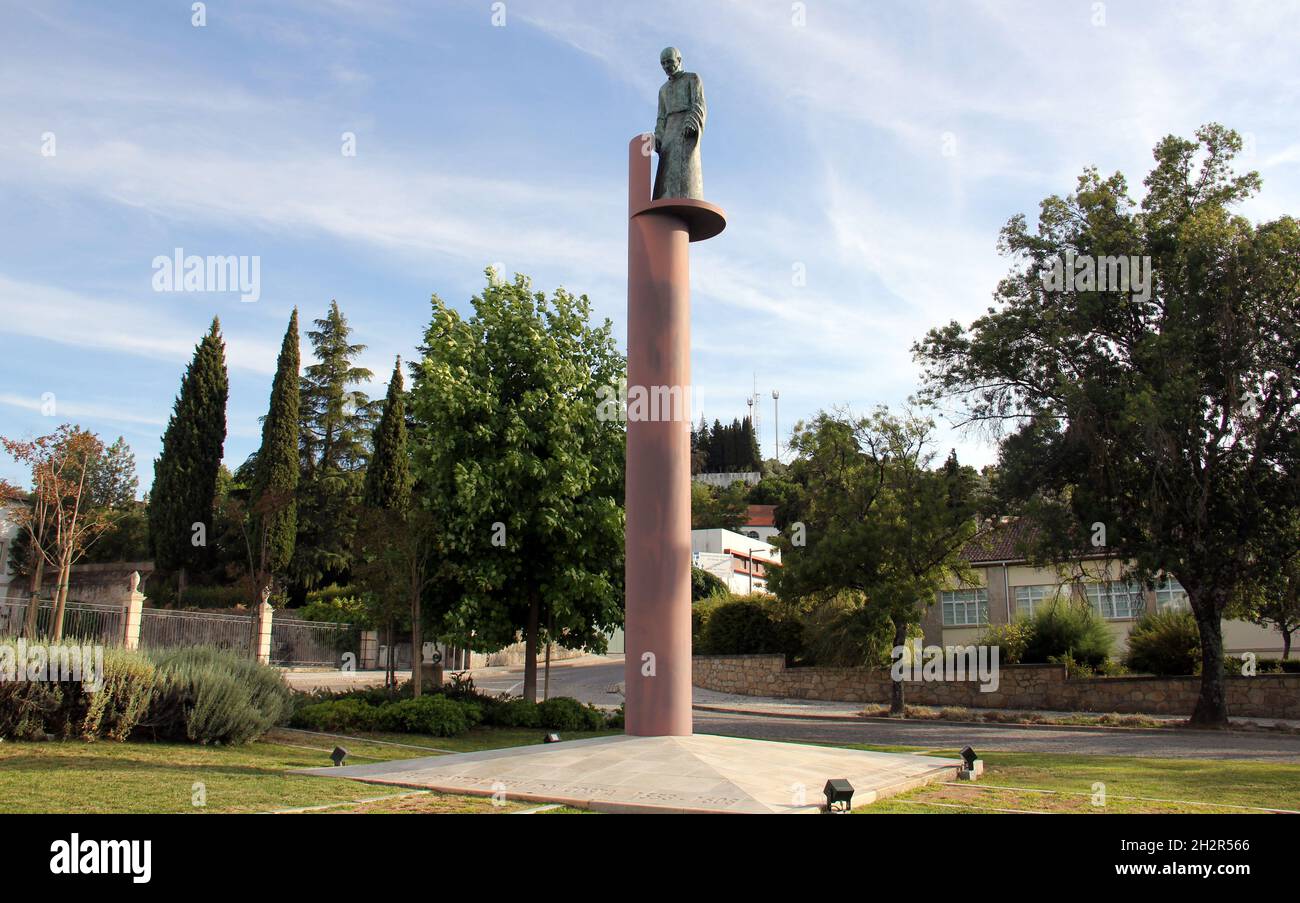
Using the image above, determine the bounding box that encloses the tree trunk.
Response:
[889,619,908,717]
[51,561,71,642]
[543,608,553,701]
[22,556,45,638]
[385,618,395,691]
[544,643,552,701]
[522,595,540,702]
[1190,597,1228,726]
[177,567,188,607]
[410,590,422,698]
[1282,630,1292,661]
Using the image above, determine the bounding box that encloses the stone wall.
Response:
[693,654,1300,720]
[66,562,154,607]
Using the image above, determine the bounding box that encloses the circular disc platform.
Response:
[631,197,727,242]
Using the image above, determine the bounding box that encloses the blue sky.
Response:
[2,0,1299,492]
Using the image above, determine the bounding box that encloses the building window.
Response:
[1155,578,1189,611]
[941,588,989,627]
[1013,584,1068,617]
[1085,581,1145,620]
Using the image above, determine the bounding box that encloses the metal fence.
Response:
[139,607,252,655]
[1,594,359,668]
[271,616,359,668]
[0,595,124,644]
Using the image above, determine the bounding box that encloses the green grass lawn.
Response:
[4,728,1297,815]
[849,745,1300,814]
[0,727,618,814]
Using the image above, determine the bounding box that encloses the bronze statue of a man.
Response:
[653,47,707,200]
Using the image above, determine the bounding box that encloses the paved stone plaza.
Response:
[300,733,960,814]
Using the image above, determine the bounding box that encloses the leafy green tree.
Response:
[250,310,301,585]
[914,124,1300,724]
[748,473,802,530]
[410,273,625,701]
[78,437,148,564]
[691,564,727,601]
[768,408,980,714]
[148,318,229,602]
[79,502,149,563]
[86,437,138,509]
[293,301,374,593]
[690,481,748,531]
[1240,514,1300,659]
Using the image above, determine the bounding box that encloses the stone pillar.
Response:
[252,600,273,665]
[623,133,726,737]
[121,571,145,651]
[359,630,379,670]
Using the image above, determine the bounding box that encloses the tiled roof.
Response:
[745,504,776,527]
[960,517,1039,563]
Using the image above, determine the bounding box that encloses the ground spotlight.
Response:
[823,778,854,813]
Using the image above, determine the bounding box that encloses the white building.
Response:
[691,528,781,595]
[0,500,21,601]
[737,504,780,544]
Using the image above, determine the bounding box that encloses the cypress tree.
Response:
[709,418,725,471]
[364,358,412,513]
[742,416,761,470]
[252,309,301,579]
[148,317,229,599]
[359,358,417,691]
[727,418,743,471]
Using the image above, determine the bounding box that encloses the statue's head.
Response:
[660,46,682,77]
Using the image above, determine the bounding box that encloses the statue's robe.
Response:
[653,70,706,200]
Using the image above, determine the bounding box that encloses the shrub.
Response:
[305,583,359,606]
[0,678,61,741]
[0,640,158,742]
[1126,609,1200,675]
[291,698,380,733]
[1224,655,1300,675]
[148,646,292,744]
[692,599,718,649]
[298,586,371,626]
[697,597,803,658]
[1020,602,1113,669]
[536,697,607,731]
[374,696,474,736]
[691,566,728,602]
[607,704,625,729]
[798,591,894,668]
[74,648,158,741]
[488,697,542,728]
[292,695,481,737]
[980,620,1033,666]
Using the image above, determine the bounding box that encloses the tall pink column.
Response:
[624,134,725,737]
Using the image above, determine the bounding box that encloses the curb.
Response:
[690,703,1296,737]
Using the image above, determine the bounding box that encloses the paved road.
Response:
[287,658,1300,762]
[468,657,627,705]
[694,711,1300,762]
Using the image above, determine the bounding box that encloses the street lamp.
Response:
[771,389,780,462]
[747,546,765,594]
